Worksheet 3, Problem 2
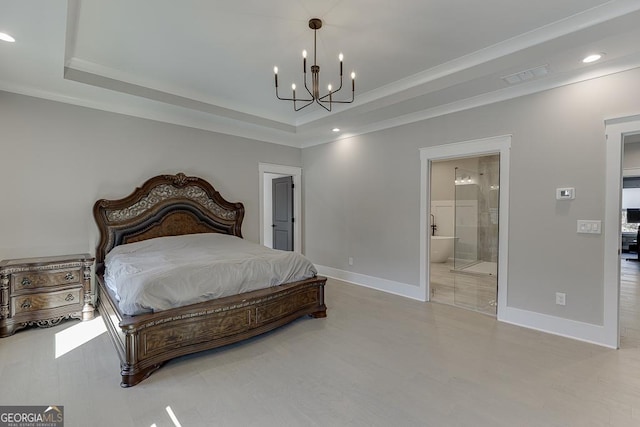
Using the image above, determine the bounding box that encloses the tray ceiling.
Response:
[2,0,640,147]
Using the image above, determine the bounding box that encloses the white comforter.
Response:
[104,233,317,315]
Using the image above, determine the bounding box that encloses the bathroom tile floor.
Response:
[429,260,497,316]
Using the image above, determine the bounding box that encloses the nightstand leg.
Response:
[82,303,95,321]
[82,260,95,320]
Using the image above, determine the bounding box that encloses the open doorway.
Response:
[259,163,302,253]
[604,115,640,349]
[429,155,499,315]
[419,135,510,318]
[619,134,640,347]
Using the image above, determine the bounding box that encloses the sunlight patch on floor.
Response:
[151,406,183,427]
[166,406,183,427]
[55,316,106,358]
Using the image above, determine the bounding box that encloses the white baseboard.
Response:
[316,265,618,349]
[316,265,425,301]
[500,306,616,349]
[317,266,615,348]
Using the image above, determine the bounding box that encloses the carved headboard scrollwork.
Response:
[93,173,244,272]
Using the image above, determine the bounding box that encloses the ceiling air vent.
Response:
[502,65,549,85]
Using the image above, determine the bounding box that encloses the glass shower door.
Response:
[453,166,478,271]
[452,157,499,315]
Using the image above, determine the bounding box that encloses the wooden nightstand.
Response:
[0,254,95,337]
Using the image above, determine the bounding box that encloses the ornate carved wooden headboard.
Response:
[93,173,244,272]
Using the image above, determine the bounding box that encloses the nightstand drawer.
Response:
[11,268,82,293]
[11,288,83,315]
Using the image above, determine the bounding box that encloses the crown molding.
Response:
[65,57,296,130]
[62,1,640,132]
[0,80,302,148]
[301,53,640,148]
[4,1,640,151]
[5,51,640,152]
[295,0,640,126]
[5,50,640,152]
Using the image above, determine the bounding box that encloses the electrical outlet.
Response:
[556,292,566,306]
[348,257,353,266]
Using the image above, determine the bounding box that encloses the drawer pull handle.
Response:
[21,299,31,309]
[65,294,74,302]
[64,273,74,281]
[21,277,32,286]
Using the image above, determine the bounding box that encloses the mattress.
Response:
[104,233,318,315]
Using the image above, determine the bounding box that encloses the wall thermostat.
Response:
[556,187,575,200]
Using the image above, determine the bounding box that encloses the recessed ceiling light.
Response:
[583,53,604,63]
[0,32,15,43]
[332,128,340,132]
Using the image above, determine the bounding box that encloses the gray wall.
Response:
[0,91,301,260]
[303,67,640,326]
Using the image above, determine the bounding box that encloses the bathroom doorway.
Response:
[429,155,500,315]
[419,135,510,319]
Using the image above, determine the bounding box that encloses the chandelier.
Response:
[273,18,355,112]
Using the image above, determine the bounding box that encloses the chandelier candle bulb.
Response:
[303,50,307,72]
[339,53,343,75]
[274,67,278,87]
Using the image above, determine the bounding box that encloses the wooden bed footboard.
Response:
[96,274,327,387]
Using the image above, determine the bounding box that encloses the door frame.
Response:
[259,163,302,253]
[419,135,511,319]
[604,114,640,349]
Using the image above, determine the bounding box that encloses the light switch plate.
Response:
[577,220,601,234]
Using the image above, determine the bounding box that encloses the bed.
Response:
[93,173,327,387]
